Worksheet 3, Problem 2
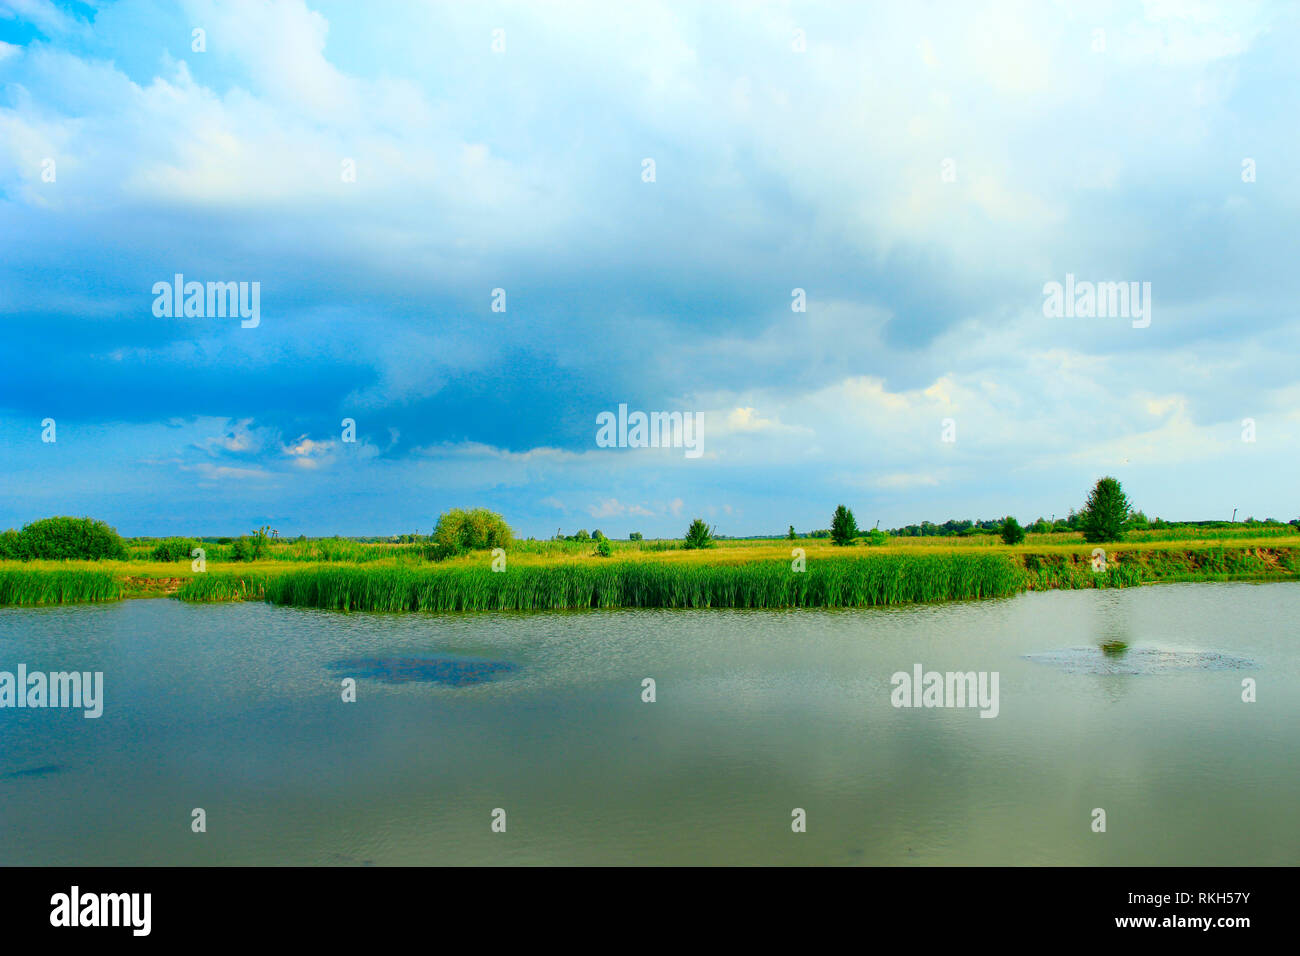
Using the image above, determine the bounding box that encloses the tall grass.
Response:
[261,554,1025,612]
[175,573,270,602]
[0,569,124,606]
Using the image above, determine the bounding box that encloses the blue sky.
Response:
[1,0,1297,537]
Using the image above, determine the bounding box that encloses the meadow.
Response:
[2,527,1295,609]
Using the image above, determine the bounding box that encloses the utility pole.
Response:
[1231,508,1237,523]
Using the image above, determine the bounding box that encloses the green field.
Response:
[2,528,1296,609]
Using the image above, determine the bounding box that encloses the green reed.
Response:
[0,569,124,606]
[259,554,1026,612]
[175,572,270,603]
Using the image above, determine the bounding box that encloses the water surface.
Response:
[1,582,1296,865]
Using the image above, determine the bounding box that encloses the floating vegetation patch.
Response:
[328,655,517,687]
[1024,646,1255,675]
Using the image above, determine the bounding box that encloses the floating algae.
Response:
[1023,645,1254,675]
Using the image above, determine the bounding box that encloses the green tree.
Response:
[1080,477,1131,543]
[787,525,796,540]
[14,516,128,561]
[629,532,643,541]
[684,518,714,549]
[430,508,514,559]
[830,505,858,546]
[1000,515,1026,545]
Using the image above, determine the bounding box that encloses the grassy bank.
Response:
[0,569,124,606]
[5,541,1297,609]
[1023,546,1299,590]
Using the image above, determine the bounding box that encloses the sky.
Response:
[0,0,1296,538]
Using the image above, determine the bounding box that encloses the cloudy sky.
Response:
[0,0,1296,538]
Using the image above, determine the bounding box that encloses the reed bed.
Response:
[0,569,124,606]
[175,573,270,603]
[260,554,1026,612]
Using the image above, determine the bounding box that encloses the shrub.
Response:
[629,532,643,541]
[830,505,859,546]
[430,508,514,559]
[228,527,271,562]
[12,517,128,561]
[0,529,19,560]
[593,537,613,557]
[683,518,714,549]
[865,529,887,546]
[787,525,797,540]
[1000,516,1026,545]
[1080,477,1131,543]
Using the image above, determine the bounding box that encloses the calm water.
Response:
[1,583,1296,865]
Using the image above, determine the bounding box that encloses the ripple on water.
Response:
[1023,646,1255,675]
[327,655,517,687]
[2,763,66,779]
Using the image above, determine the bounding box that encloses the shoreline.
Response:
[2,544,1295,610]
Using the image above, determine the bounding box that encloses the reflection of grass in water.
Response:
[1099,640,1130,656]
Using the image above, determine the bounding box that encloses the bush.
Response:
[0,529,19,560]
[1000,516,1026,545]
[787,525,797,540]
[865,529,887,546]
[683,518,714,550]
[151,537,200,562]
[230,527,271,562]
[430,508,514,560]
[830,505,859,546]
[629,532,643,541]
[593,537,613,557]
[1080,477,1131,543]
[10,517,128,561]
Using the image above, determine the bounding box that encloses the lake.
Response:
[1,582,1296,865]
